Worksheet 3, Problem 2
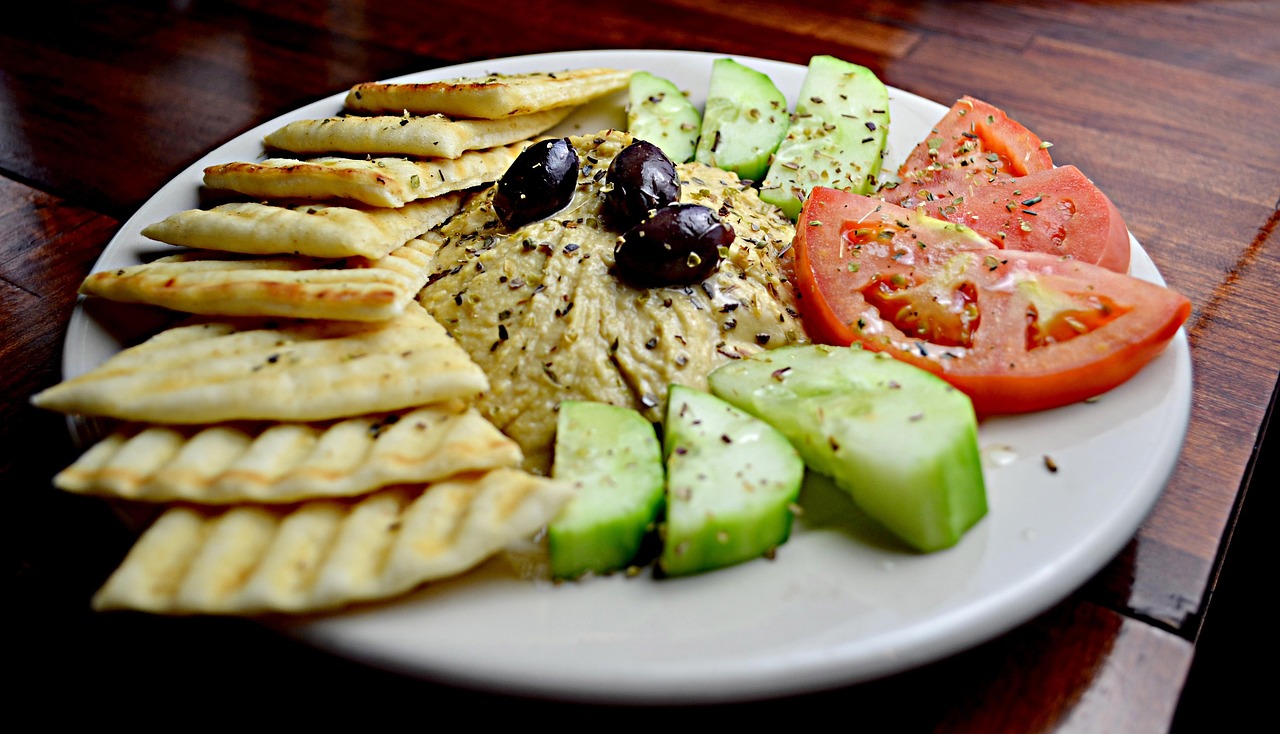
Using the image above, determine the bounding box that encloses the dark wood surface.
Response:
[6,1,1276,728]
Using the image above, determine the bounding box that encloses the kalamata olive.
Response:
[493,138,579,229]
[603,140,680,227]
[615,203,734,287]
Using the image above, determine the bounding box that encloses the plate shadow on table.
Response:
[1169,381,1275,732]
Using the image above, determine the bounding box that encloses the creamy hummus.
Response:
[419,129,806,472]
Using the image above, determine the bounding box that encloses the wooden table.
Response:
[6,1,1275,728]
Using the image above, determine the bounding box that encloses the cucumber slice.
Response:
[760,55,891,220]
[659,385,804,577]
[708,345,986,552]
[694,58,789,183]
[627,71,701,164]
[548,401,665,580]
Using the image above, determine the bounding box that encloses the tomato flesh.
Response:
[884,164,1132,274]
[893,96,1054,204]
[862,248,982,348]
[794,187,1190,415]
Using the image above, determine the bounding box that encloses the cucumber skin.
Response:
[708,345,987,552]
[694,59,789,183]
[659,385,804,577]
[548,401,665,580]
[627,72,701,164]
[760,55,891,220]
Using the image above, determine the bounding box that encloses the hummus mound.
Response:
[419,129,806,472]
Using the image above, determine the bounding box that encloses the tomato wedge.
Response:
[893,96,1054,202]
[883,165,1132,274]
[794,187,1190,415]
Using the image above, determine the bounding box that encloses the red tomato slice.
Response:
[794,187,1190,415]
[883,165,1132,274]
[894,96,1054,202]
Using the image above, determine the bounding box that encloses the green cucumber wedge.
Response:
[694,58,789,183]
[760,55,890,220]
[659,385,804,577]
[627,71,701,164]
[708,345,986,552]
[548,401,665,580]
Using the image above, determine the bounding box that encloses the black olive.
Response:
[615,204,734,287]
[603,140,680,227]
[493,138,579,229]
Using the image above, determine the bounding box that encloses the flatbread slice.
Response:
[90,469,574,614]
[203,141,529,207]
[77,235,441,322]
[140,194,464,259]
[54,404,523,504]
[344,68,633,119]
[31,302,487,423]
[263,107,571,158]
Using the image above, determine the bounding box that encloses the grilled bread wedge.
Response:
[54,404,522,504]
[263,108,570,158]
[32,303,487,423]
[203,140,533,208]
[91,469,573,614]
[141,194,463,259]
[345,68,632,119]
[78,235,441,322]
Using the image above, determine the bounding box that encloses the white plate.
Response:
[63,50,1192,704]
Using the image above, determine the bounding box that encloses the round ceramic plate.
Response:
[63,50,1192,704]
